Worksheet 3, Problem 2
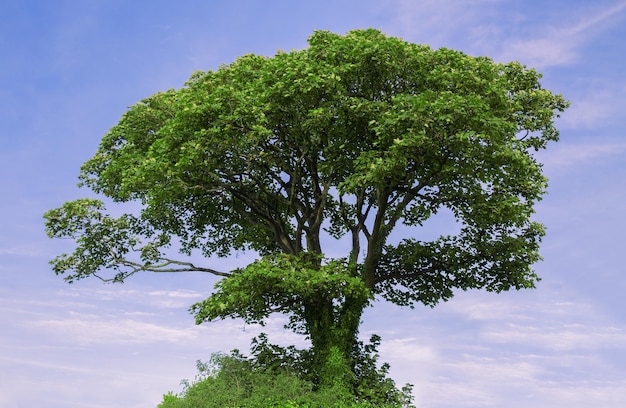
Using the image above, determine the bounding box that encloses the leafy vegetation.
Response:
[158,334,415,408]
[44,28,568,398]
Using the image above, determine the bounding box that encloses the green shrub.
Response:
[158,334,415,408]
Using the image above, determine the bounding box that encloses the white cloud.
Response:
[539,141,626,170]
[558,84,626,129]
[146,289,204,298]
[380,0,503,48]
[437,358,545,404]
[29,312,201,345]
[381,327,626,407]
[0,293,98,316]
[494,1,626,68]
[21,303,304,351]
[54,286,209,309]
[534,380,626,407]
[379,337,438,363]
[145,289,207,308]
[384,0,626,68]
[367,290,626,407]
[568,1,626,35]
[0,354,105,374]
[418,354,626,408]
[485,323,626,351]
[441,297,534,322]
[497,1,626,69]
[0,350,185,408]
[0,246,49,257]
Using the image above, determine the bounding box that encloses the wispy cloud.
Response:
[146,289,203,298]
[0,354,105,374]
[365,290,626,407]
[568,1,626,35]
[417,353,626,408]
[558,83,626,129]
[485,323,626,351]
[0,246,49,257]
[29,312,201,345]
[539,141,626,171]
[145,289,207,308]
[55,286,209,308]
[0,348,186,408]
[495,1,626,67]
[384,0,626,68]
[380,0,502,48]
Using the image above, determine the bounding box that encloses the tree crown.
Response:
[45,29,568,312]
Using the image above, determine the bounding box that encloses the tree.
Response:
[44,29,568,392]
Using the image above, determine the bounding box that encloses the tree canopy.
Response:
[44,29,568,395]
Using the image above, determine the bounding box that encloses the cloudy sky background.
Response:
[1,1,625,407]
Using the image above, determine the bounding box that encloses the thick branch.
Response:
[363,188,391,289]
[228,186,297,254]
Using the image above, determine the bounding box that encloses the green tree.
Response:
[44,29,568,392]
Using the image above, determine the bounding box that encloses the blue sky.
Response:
[1,0,626,407]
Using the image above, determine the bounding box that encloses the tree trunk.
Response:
[303,293,370,392]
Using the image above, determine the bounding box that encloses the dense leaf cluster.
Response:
[191,254,369,328]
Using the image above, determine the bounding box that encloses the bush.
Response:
[157,334,415,408]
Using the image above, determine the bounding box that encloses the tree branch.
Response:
[93,255,232,283]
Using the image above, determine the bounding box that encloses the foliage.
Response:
[158,352,311,408]
[157,334,415,408]
[44,28,568,392]
[190,254,369,331]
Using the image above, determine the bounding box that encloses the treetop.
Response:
[45,28,568,309]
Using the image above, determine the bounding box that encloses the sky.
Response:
[1,0,625,407]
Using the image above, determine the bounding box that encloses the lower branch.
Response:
[95,257,231,283]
